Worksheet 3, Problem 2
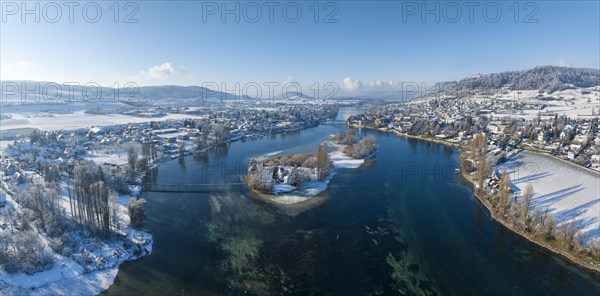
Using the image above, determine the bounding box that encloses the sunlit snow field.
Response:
[498,150,600,242]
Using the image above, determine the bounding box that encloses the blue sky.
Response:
[1,1,599,95]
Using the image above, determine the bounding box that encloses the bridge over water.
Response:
[320,119,349,126]
[142,183,246,193]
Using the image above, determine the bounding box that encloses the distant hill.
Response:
[274,91,316,101]
[432,66,600,95]
[0,81,249,103]
[3,66,598,104]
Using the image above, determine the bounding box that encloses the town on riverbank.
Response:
[347,81,600,271]
[0,67,599,294]
[0,102,339,293]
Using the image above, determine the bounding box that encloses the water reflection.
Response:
[178,157,186,172]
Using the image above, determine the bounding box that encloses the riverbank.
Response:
[102,117,600,295]
[0,122,328,295]
[0,182,153,295]
[358,125,600,274]
[349,124,463,148]
[462,170,600,273]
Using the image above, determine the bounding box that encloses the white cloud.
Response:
[132,62,190,82]
[342,76,362,91]
[148,62,175,78]
[554,59,572,67]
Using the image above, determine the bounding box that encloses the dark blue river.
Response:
[104,108,600,295]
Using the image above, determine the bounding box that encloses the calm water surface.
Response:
[104,108,600,295]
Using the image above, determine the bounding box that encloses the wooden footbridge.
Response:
[320,120,349,126]
[142,182,246,193]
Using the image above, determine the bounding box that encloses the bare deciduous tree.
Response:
[498,170,511,216]
[557,221,580,251]
[178,141,185,157]
[127,146,138,168]
[522,184,534,229]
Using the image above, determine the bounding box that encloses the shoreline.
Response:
[247,187,329,216]
[355,125,600,274]
[0,181,153,295]
[0,123,322,295]
[349,124,463,148]
[462,170,600,274]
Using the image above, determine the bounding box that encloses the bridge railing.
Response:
[320,120,349,126]
[142,183,246,193]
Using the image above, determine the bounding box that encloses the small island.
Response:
[246,130,377,205]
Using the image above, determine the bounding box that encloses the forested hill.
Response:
[432,66,600,95]
[0,81,248,103]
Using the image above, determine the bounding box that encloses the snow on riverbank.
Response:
[497,150,600,242]
[253,150,283,162]
[267,179,332,205]
[0,185,153,295]
[0,228,151,296]
[329,150,365,169]
[0,264,119,296]
[0,228,152,296]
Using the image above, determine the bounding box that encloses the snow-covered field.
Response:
[82,151,129,166]
[497,151,600,242]
[81,152,127,165]
[487,88,600,120]
[0,110,203,132]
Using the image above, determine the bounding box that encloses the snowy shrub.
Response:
[301,156,317,168]
[18,209,35,231]
[48,236,65,254]
[540,214,557,240]
[128,198,147,229]
[2,232,55,275]
[42,209,69,238]
[333,130,357,145]
[125,165,135,182]
[247,166,274,193]
[102,167,130,194]
[586,241,600,257]
[0,232,11,264]
[135,157,148,171]
[343,136,376,159]
[263,153,313,167]
[557,221,581,251]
